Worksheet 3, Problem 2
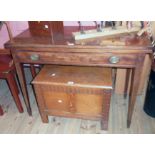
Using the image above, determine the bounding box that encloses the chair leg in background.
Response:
[0,106,3,116]
[6,72,24,113]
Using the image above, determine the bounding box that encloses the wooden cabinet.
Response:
[32,65,113,130]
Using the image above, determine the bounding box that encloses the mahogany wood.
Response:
[1,22,37,81]
[4,26,153,128]
[124,68,131,98]
[28,21,63,36]
[16,61,31,115]
[32,65,112,130]
[28,22,64,77]
[127,55,145,127]
[0,50,24,114]
[28,21,52,36]
[30,64,37,78]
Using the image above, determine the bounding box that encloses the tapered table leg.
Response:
[30,64,36,78]
[127,55,145,128]
[124,68,131,99]
[14,62,32,115]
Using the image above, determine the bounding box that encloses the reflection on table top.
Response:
[5,26,152,52]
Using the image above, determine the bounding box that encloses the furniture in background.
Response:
[0,22,23,115]
[0,105,3,115]
[143,59,155,117]
[28,21,64,36]
[32,65,112,130]
[0,21,38,79]
[0,49,23,114]
[27,21,64,77]
[144,69,155,117]
[5,25,152,128]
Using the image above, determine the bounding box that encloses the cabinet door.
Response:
[75,93,104,117]
[43,91,70,112]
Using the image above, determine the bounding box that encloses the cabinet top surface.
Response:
[5,26,152,52]
[32,65,112,89]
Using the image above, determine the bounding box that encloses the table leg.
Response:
[30,64,36,78]
[124,68,131,99]
[112,68,117,90]
[14,62,32,115]
[127,56,145,128]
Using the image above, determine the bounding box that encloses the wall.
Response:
[64,21,96,26]
[0,21,29,48]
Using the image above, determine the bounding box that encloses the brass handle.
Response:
[109,56,120,64]
[30,54,39,61]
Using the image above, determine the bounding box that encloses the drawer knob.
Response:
[30,54,39,61]
[109,56,120,64]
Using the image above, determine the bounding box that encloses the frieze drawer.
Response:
[16,51,137,67]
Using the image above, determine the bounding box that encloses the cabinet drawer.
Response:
[16,51,137,67]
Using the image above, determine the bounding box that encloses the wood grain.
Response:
[4,25,153,128]
[0,68,155,133]
[32,65,113,130]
